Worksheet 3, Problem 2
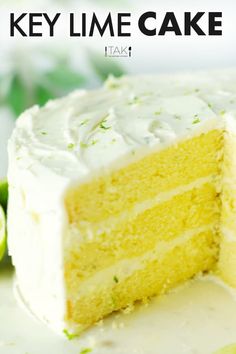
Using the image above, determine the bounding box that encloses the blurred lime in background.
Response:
[3,49,125,118]
[0,180,8,213]
[0,204,6,261]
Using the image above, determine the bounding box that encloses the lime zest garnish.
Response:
[80,142,89,149]
[99,119,111,130]
[67,143,75,150]
[174,114,181,120]
[192,115,201,124]
[63,329,79,340]
[220,110,226,116]
[91,139,98,146]
[80,348,92,354]
[128,95,142,105]
[79,119,90,126]
[154,110,162,116]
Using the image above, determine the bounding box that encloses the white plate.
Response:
[1,264,236,354]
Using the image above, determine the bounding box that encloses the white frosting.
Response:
[10,69,236,183]
[7,69,236,333]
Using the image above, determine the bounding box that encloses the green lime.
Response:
[0,205,6,261]
[214,343,236,354]
[0,179,8,213]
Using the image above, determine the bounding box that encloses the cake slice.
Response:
[7,70,236,334]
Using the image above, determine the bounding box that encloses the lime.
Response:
[214,343,236,354]
[0,205,6,261]
[0,179,8,213]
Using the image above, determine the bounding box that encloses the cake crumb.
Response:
[100,339,115,348]
[95,319,104,327]
[122,304,134,315]
[111,320,125,329]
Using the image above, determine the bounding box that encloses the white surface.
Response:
[1,267,236,354]
[1,0,236,74]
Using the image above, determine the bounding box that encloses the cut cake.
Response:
[7,69,236,334]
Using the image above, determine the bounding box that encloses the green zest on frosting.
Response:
[80,348,92,354]
[220,110,226,116]
[154,110,162,116]
[174,114,181,120]
[91,139,98,146]
[80,140,99,148]
[67,143,75,150]
[80,119,90,126]
[99,118,111,130]
[80,142,89,149]
[192,115,201,124]
[63,329,79,340]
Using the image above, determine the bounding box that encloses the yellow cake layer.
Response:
[65,229,218,332]
[65,182,220,291]
[72,176,216,237]
[221,184,236,231]
[221,133,236,230]
[217,132,236,285]
[222,133,236,180]
[65,130,223,224]
[218,235,236,287]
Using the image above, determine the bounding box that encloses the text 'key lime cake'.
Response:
[7,69,236,335]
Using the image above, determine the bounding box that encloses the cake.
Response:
[7,69,236,335]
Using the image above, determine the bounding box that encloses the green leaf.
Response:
[88,52,125,81]
[35,61,86,106]
[44,63,85,94]
[35,84,56,107]
[7,74,28,117]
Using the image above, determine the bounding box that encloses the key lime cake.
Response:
[7,69,236,335]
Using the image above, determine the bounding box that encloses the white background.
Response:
[0,0,235,177]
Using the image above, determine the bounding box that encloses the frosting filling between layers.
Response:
[71,224,217,298]
[66,175,218,243]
